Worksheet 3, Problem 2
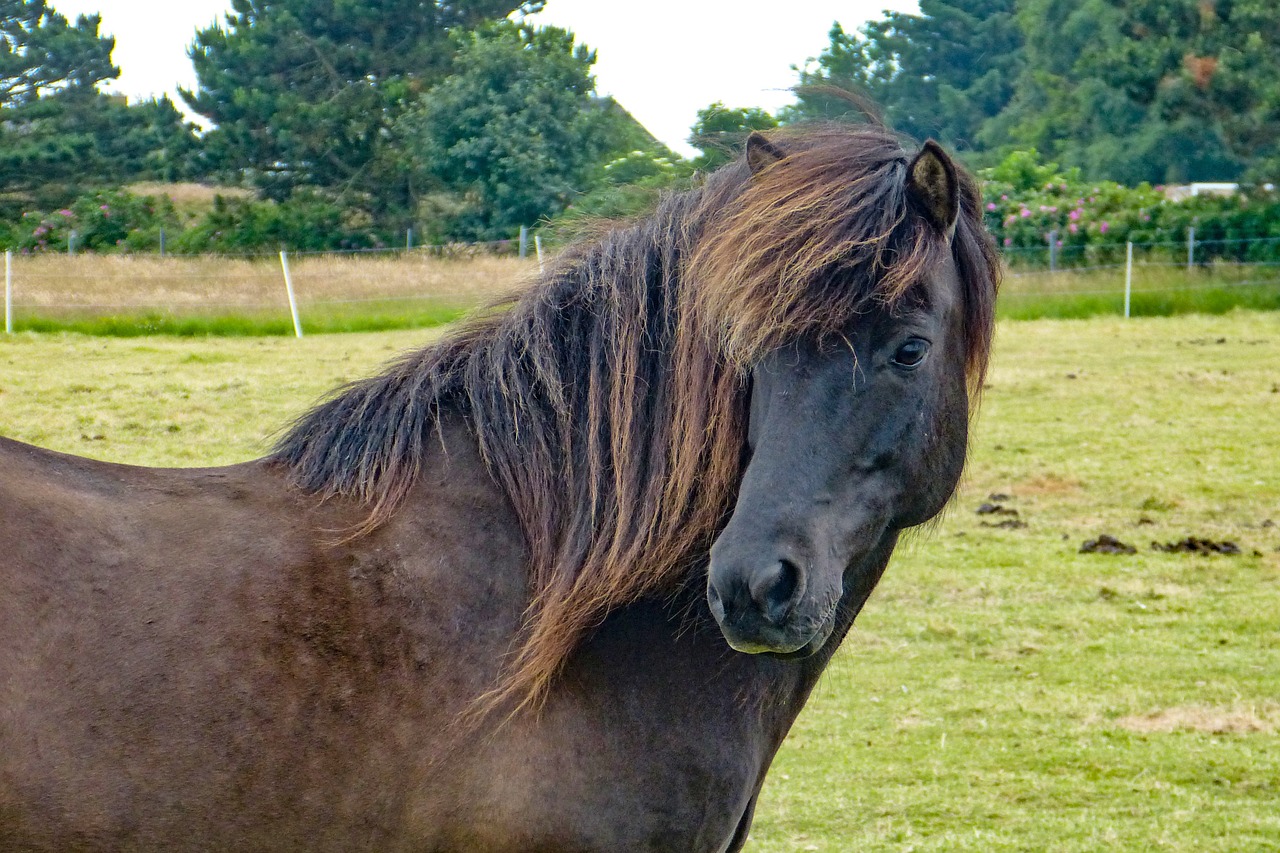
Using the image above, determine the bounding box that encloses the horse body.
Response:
[0,126,998,850]
[0,420,869,851]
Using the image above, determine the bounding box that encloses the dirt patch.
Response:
[977,495,1027,529]
[1018,474,1085,496]
[1115,704,1279,735]
[1081,534,1136,555]
[1151,538,1242,555]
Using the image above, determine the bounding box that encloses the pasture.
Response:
[1,311,1277,850]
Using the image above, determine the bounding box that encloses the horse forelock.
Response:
[272,123,998,715]
[687,125,996,390]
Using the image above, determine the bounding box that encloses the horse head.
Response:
[707,135,978,657]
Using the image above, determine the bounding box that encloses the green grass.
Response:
[1,313,1277,850]
[8,300,470,337]
[1000,264,1280,320]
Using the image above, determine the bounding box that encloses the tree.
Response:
[0,0,116,107]
[688,103,778,171]
[0,91,203,208]
[983,0,1278,183]
[182,0,543,214]
[397,22,633,241]
[788,1,1023,151]
[0,2,200,209]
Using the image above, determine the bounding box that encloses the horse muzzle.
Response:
[706,544,840,656]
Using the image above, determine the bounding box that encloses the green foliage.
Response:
[982,0,1251,183]
[0,2,199,209]
[397,22,629,242]
[788,1,1022,150]
[550,149,694,231]
[171,193,387,253]
[0,0,116,107]
[12,189,179,252]
[182,0,541,213]
[982,149,1280,267]
[0,93,203,209]
[688,102,778,171]
[789,0,1279,183]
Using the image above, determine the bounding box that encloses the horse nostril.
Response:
[707,582,727,622]
[749,558,800,626]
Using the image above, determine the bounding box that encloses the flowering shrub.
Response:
[13,190,178,253]
[981,150,1280,268]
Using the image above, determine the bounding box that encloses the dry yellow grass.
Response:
[125,182,254,206]
[1114,704,1280,735]
[4,253,538,312]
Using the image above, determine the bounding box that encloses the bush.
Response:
[8,190,179,253]
[172,193,388,254]
[981,150,1280,268]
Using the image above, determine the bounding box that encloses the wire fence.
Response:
[3,230,1279,335]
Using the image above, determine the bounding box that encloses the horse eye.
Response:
[891,338,930,369]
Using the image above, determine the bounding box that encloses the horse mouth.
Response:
[709,597,838,658]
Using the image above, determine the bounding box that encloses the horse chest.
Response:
[413,599,810,853]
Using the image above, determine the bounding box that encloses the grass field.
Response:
[2,252,534,335]
[4,252,1280,335]
[1,312,1277,850]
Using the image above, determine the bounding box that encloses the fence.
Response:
[1,234,551,337]
[993,231,1280,319]
[3,231,1280,335]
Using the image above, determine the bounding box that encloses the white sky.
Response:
[54,0,918,156]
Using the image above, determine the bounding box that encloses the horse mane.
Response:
[272,123,999,711]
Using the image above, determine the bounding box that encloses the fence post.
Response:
[1124,241,1133,318]
[4,250,12,334]
[1048,230,1058,272]
[160,227,166,258]
[406,228,413,251]
[534,235,544,274]
[519,226,529,259]
[1187,226,1195,270]
[68,230,76,256]
[279,250,303,339]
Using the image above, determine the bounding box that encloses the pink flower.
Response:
[1000,194,1008,201]
[1020,209,1031,218]
[1069,209,1082,221]
[1069,223,1079,234]
[1100,221,1110,234]
[1003,237,1013,247]
[58,209,72,217]
[986,202,997,211]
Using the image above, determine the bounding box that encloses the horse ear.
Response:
[745,132,785,175]
[905,139,960,239]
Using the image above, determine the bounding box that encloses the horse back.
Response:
[0,430,524,850]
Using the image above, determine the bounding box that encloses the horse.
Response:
[0,125,997,851]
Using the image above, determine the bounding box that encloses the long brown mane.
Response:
[272,124,999,710]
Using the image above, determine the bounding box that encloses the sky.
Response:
[53,0,918,157]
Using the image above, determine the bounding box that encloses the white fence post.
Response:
[279,250,303,339]
[4,250,12,334]
[1188,226,1195,270]
[1124,241,1133,318]
[519,226,529,259]
[534,235,544,274]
